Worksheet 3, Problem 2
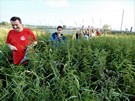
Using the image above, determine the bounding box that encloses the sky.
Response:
[0,0,135,31]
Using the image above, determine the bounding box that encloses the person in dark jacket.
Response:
[51,26,66,46]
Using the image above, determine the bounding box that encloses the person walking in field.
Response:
[83,26,91,39]
[51,26,66,46]
[90,26,96,37]
[72,29,83,40]
[96,28,101,36]
[6,16,37,65]
[83,29,89,39]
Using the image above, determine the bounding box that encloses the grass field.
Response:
[0,27,135,101]
[0,27,9,44]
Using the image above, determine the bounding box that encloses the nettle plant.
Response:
[0,33,135,101]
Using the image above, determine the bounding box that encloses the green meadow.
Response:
[0,27,135,101]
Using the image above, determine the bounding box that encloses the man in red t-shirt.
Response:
[6,16,37,65]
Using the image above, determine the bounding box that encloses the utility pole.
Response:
[120,9,124,31]
[134,0,135,32]
[100,18,102,28]
[92,18,94,26]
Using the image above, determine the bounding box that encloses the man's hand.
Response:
[27,41,37,48]
[8,44,17,51]
[25,41,37,51]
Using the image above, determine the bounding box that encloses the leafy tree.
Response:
[102,24,111,34]
[63,25,66,29]
[0,21,11,27]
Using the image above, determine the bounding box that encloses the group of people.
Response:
[6,16,101,65]
[72,25,101,40]
[6,16,66,65]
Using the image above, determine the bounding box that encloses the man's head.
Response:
[57,26,63,34]
[10,16,23,32]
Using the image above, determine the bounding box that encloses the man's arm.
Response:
[7,44,17,51]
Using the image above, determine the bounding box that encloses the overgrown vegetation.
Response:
[0,30,135,101]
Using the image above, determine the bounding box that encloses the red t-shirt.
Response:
[6,28,37,65]
[96,31,101,36]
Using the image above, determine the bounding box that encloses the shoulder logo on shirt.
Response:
[20,36,26,41]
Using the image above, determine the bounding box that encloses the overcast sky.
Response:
[0,0,135,31]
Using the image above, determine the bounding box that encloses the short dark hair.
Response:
[57,26,63,30]
[10,16,22,23]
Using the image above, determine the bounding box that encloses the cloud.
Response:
[45,0,69,8]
